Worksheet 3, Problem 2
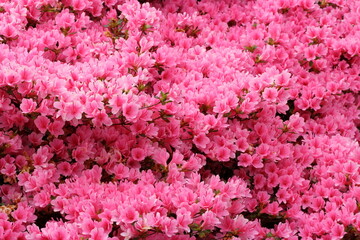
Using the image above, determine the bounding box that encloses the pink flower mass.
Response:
[0,0,359,239]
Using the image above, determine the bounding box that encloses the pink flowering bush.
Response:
[0,0,359,239]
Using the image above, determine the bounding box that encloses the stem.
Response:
[140,101,161,109]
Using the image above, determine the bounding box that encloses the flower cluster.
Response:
[0,0,359,239]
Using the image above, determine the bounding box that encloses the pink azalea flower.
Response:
[193,133,210,149]
[90,227,108,240]
[152,148,170,166]
[48,119,65,137]
[331,224,345,240]
[34,115,50,134]
[278,175,293,189]
[72,0,88,11]
[92,109,112,127]
[1,25,17,38]
[262,88,278,103]
[215,146,231,162]
[176,209,192,233]
[63,101,83,121]
[261,202,282,216]
[131,148,146,162]
[49,227,69,240]
[0,163,16,177]
[20,98,37,113]
[238,153,253,167]
[121,207,139,224]
[122,102,139,122]
[55,9,75,28]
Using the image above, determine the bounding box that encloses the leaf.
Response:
[245,45,257,53]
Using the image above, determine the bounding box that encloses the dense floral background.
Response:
[0,0,359,239]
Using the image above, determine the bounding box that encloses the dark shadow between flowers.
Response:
[35,206,66,229]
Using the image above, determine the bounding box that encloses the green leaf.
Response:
[142,24,153,31]
[189,222,201,231]
[245,45,257,53]
[158,91,170,104]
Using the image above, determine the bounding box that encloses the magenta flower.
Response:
[0,0,358,239]
[122,102,139,122]
[131,148,146,162]
[20,98,37,113]
[48,120,65,137]
[63,101,83,121]
[193,133,210,149]
[34,115,50,134]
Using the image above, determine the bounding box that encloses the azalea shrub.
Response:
[0,0,359,239]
